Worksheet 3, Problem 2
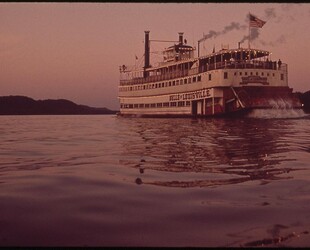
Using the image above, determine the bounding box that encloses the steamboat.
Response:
[118,30,301,117]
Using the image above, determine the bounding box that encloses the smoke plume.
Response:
[200,21,247,42]
[259,35,286,47]
[240,9,289,47]
[239,29,260,44]
[264,8,276,19]
[222,22,247,34]
[202,6,305,48]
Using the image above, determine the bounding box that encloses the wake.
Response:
[247,98,308,119]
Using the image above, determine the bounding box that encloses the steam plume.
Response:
[200,21,247,42]
[264,8,276,19]
[202,7,303,48]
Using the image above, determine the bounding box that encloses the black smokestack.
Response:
[179,32,184,45]
[144,31,150,78]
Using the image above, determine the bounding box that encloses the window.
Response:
[134,104,139,108]
[186,101,191,106]
[157,103,163,107]
[234,72,237,76]
[273,73,275,77]
[162,82,164,87]
[267,73,269,76]
[145,104,150,108]
[208,74,212,81]
[169,81,172,86]
[262,72,264,76]
[178,101,185,107]
[188,78,192,83]
[170,102,177,107]
[172,81,176,86]
[139,104,144,108]
[198,75,201,81]
[239,72,242,76]
[256,72,258,76]
[281,74,284,80]
[163,102,169,107]
[128,104,133,108]
[176,80,179,85]
[250,72,253,75]
[150,103,156,108]
[224,72,228,79]
[193,77,197,82]
[245,72,248,76]
[180,79,183,85]
[184,78,188,84]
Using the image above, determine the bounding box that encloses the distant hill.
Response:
[0,96,117,115]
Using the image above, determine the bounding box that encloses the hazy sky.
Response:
[1,3,310,110]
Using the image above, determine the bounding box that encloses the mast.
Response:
[248,12,251,49]
[144,31,150,78]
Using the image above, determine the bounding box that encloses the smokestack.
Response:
[179,32,184,45]
[144,31,150,78]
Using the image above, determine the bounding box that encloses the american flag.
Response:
[249,13,266,28]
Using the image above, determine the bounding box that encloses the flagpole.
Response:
[248,12,251,49]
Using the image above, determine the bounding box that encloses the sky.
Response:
[1,3,310,110]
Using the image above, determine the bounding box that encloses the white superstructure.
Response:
[118,31,300,117]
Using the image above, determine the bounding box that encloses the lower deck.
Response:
[119,86,302,117]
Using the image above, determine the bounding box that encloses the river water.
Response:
[0,112,310,247]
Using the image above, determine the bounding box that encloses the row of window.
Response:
[121,101,191,109]
[120,75,202,92]
[206,71,279,81]
[120,71,284,92]
[230,71,284,80]
[233,71,275,77]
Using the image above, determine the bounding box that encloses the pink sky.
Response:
[1,3,310,110]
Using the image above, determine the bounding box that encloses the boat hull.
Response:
[119,32,300,119]
[118,86,302,118]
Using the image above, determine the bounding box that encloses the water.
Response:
[0,113,310,247]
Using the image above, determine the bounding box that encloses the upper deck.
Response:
[119,48,283,87]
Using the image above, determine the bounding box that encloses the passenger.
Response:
[266,58,270,69]
[278,59,282,69]
[268,59,272,69]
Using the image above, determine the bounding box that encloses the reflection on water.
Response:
[119,117,308,188]
[226,223,309,247]
[0,115,309,247]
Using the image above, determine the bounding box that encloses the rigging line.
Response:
[150,51,164,55]
[150,40,178,43]
[133,54,144,69]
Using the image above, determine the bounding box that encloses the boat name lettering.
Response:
[240,76,269,85]
[169,89,211,101]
